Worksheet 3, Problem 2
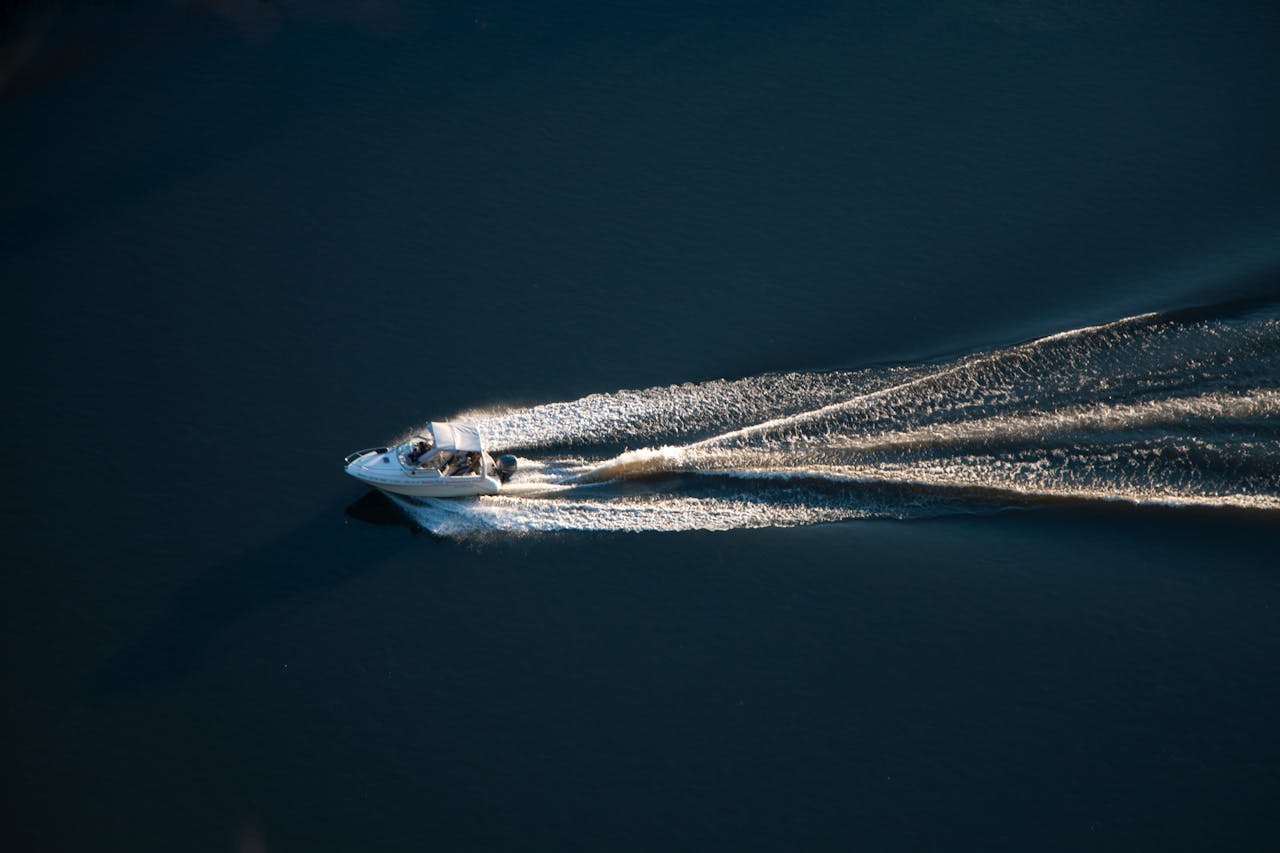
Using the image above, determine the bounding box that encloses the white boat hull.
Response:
[344,449,501,498]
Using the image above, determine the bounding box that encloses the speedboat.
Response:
[344,421,516,498]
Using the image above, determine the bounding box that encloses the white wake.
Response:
[385,304,1280,535]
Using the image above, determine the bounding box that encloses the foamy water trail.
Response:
[390,302,1280,535]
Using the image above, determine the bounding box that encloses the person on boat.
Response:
[405,438,430,465]
[444,451,481,477]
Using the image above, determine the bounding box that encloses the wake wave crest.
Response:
[395,303,1280,535]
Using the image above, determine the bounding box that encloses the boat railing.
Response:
[344,447,389,467]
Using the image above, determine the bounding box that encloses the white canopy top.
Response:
[428,421,484,453]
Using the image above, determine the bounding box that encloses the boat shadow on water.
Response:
[343,489,432,533]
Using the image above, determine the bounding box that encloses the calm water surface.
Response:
[4,2,1279,850]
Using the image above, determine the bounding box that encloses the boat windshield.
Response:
[398,437,434,467]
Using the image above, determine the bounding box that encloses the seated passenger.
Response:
[445,451,481,477]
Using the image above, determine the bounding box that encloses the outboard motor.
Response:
[495,454,518,483]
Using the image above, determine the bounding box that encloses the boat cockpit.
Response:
[398,435,484,477]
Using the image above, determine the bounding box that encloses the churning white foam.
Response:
[385,306,1280,536]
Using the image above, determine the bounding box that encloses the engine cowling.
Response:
[495,454,518,483]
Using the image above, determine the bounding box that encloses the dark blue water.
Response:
[4,2,1279,850]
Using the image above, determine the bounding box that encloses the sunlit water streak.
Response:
[392,303,1280,535]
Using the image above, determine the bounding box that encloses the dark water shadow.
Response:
[90,491,423,698]
[1161,278,1280,324]
[344,489,423,531]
